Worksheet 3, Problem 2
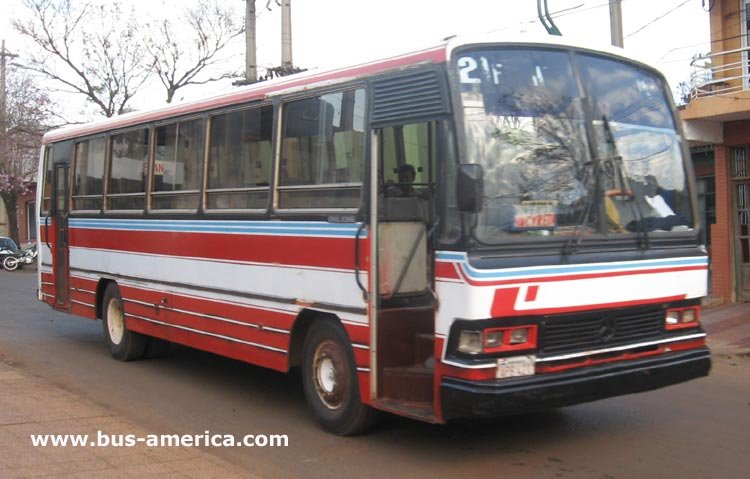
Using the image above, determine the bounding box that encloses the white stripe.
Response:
[71,300,93,308]
[68,247,369,321]
[261,326,290,334]
[73,288,96,295]
[535,333,707,363]
[122,298,269,331]
[125,313,287,354]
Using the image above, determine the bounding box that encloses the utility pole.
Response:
[245,0,257,82]
[281,0,293,69]
[1,40,19,131]
[609,0,624,47]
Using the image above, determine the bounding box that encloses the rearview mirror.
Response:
[457,163,484,213]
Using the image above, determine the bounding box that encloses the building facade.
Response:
[681,0,750,303]
[0,187,37,247]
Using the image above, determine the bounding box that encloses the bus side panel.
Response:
[63,219,370,377]
[68,275,98,320]
[127,316,289,372]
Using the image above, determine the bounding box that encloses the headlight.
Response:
[457,330,483,354]
[665,307,700,330]
[509,328,530,345]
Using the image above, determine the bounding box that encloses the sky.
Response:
[0,0,712,118]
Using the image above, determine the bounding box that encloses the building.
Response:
[680,0,750,303]
[0,186,37,247]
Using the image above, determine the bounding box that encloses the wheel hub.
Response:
[107,298,125,345]
[313,340,348,410]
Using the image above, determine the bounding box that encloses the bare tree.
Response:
[0,68,52,245]
[145,0,245,103]
[13,0,152,117]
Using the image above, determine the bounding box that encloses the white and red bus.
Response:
[37,35,711,435]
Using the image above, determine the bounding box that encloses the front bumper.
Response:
[441,348,711,420]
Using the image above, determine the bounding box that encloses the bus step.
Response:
[372,397,436,423]
[381,365,433,403]
[415,333,434,367]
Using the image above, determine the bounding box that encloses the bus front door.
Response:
[369,123,438,421]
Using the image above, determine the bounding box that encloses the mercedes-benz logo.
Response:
[598,318,616,342]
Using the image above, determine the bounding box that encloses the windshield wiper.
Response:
[561,158,597,256]
[601,115,650,250]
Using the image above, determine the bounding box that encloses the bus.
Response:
[37,34,711,435]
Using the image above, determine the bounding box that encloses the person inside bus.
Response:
[385,163,422,197]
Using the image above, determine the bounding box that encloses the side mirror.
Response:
[457,163,484,213]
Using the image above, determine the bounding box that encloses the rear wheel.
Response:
[102,283,147,361]
[3,256,19,271]
[302,320,377,435]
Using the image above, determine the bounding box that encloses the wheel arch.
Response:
[288,309,349,370]
[95,277,117,320]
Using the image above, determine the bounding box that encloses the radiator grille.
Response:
[539,308,664,356]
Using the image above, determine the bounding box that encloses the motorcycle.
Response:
[3,245,38,271]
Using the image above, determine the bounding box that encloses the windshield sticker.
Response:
[513,201,557,230]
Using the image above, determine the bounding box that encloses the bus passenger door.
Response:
[369,122,438,420]
[53,163,71,309]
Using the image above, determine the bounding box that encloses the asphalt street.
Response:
[1,269,748,479]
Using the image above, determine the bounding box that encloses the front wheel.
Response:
[302,320,377,435]
[3,256,19,271]
[102,283,147,361]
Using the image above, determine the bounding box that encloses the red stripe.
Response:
[70,228,358,270]
[343,322,370,345]
[435,261,461,280]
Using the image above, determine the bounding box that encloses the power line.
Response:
[625,0,691,38]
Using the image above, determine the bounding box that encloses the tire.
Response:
[302,320,377,435]
[3,256,19,271]
[102,283,147,361]
[144,337,172,359]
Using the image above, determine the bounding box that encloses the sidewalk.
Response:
[0,354,254,479]
[700,301,750,357]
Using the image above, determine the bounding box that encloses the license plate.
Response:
[496,355,536,379]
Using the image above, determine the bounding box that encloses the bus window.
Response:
[206,105,273,210]
[379,122,437,206]
[108,128,149,211]
[152,118,204,210]
[278,88,365,210]
[41,146,53,214]
[72,137,106,211]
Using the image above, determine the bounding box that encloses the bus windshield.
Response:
[456,47,693,245]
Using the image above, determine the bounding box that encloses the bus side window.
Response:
[206,104,273,210]
[72,137,106,211]
[278,88,365,210]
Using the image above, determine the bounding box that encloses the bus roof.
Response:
[42,33,657,145]
[42,43,448,144]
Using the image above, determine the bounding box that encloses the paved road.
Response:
[1,270,748,479]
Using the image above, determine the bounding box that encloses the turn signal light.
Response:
[484,325,538,353]
[456,325,538,355]
[665,306,700,330]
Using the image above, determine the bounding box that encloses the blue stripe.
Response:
[435,250,707,280]
[67,218,364,238]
